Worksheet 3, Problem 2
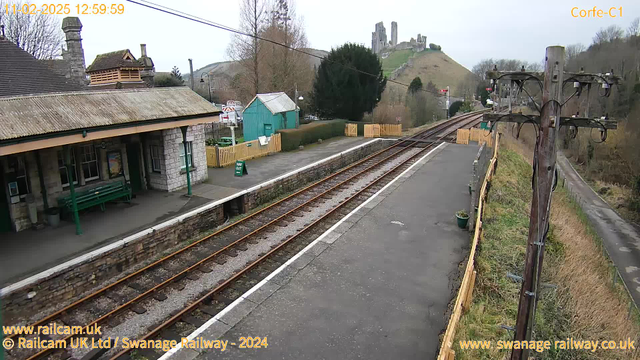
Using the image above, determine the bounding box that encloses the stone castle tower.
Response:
[61,17,87,85]
[391,21,398,47]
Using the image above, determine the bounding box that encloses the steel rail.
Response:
[23,115,454,360]
[14,112,482,360]
[109,113,484,360]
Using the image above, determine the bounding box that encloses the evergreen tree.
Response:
[312,43,386,120]
[408,77,423,94]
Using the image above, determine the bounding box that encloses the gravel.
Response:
[69,147,422,359]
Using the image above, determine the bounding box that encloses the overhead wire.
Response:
[126,0,455,98]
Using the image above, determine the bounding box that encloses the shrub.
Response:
[278,120,346,151]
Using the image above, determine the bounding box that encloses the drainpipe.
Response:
[180,126,192,196]
[64,145,82,235]
[35,151,49,211]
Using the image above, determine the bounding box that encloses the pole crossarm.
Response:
[564,72,621,86]
[483,113,618,129]
[486,71,544,82]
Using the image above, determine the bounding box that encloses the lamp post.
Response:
[200,72,212,103]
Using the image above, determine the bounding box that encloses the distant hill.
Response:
[382,49,473,98]
[184,48,329,90]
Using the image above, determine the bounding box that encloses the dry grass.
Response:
[551,192,640,359]
[454,135,640,359]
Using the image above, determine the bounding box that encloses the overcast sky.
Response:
[26,0,640,72]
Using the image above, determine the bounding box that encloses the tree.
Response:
[593,25,624,45]
[449,101,463,116]
[227,0,268,97]
[628,18,640,37]
[408,77,423,94]
[424,80,438,94]
[170,66,183,80]
[472,59,494,80]
[565,43,586,63]
[312,43,386,121]
[0,0,63,59]
[260,0,312,100]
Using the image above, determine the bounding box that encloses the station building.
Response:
[0,21,220,233]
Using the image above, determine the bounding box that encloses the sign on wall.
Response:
[107,151,124,178]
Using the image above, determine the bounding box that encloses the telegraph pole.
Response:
[509,46,564,360]
[485,46,619,360]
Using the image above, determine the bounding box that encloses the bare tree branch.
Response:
[0,0,64,59]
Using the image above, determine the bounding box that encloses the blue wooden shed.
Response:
[243,92,298,141]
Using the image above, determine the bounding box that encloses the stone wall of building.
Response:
[1,137,137,231]
[162,125,208,192]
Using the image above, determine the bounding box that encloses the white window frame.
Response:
[150,145,163,173]
[11,155,30,199]
[80,144,100,182]
[179,142,193,170]
[57,150,78,188]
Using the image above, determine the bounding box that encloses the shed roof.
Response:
[0,87,220,142]
[0,37,84,97]
[246,92,297,115]
[86,49,143,72]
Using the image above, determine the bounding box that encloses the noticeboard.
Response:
[234,160,248,177]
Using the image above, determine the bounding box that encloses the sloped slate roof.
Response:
[0,37,84,97]
[246,92,297,115]
[86,49,143,72]
[0,87,220,141]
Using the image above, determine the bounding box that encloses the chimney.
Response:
[61,17,87,85]
[139,44,155,87]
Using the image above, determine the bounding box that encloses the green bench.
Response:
[57,180,132,217]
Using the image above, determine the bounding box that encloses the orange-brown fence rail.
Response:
[345,123,358,137]
[437,131,500,360]
[456,129,470,144]
[206,133,281,167]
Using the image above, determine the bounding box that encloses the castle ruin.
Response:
[371,21,427,55]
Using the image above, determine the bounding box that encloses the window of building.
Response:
[80,145,100,181]
[57,150,78,187]
[7,155,30,200]
[179,142,193,169]
[150,145,163,173]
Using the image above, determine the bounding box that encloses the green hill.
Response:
[382,49,473,97]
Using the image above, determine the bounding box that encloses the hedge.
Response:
[278,120,346,151]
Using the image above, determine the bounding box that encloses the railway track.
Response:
[4,111,485,360]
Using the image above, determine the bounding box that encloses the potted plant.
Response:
[456,209,469,229]
[45,207,60,227]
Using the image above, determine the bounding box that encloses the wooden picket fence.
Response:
[345,123,358,137]
[456,129,470,144]
[437,132,500,360]
[470,128,493,146]
[380,124,402,136]
[362,124,402,138]
[364,124,381,138]
[206,133,281,167]
[456,127,493,147]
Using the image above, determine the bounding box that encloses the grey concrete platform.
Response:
[205,136,372,191]
[557,153,640,306]
[180,143,479,360]
[0,136,373,287]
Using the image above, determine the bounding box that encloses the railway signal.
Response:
[484,46,619,360]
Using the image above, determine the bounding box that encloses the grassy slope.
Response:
[383,50,473,96]
[453,138,640,360]
[381,49,414,77]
